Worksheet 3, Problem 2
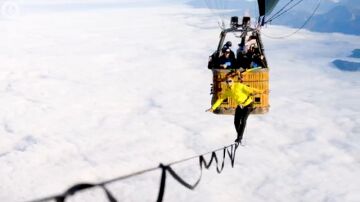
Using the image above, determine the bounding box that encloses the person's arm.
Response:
[206,97,224,112]
[206,91,229,112]
[243,85,263,95]
[252,87,263,94]
[211,97,225,110]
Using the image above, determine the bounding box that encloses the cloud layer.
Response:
[0,3,359,202]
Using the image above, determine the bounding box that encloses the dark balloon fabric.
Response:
[258,0,280,16]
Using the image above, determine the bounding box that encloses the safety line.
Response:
[28,142,240,202]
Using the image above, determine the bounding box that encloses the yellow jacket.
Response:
[211,83,263,110]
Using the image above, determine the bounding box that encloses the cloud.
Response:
[0,3,359,202]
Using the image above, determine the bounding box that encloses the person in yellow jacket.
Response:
[206,76,263,144]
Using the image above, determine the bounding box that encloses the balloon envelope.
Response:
[257,0,280,16]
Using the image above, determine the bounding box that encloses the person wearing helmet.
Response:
[208,41,234,69]
[218,47,236,69]
[224,41,232,48]
[223,41,236,63]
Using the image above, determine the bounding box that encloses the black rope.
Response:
[101,185,118,202]
[157,164,168,202]
[166,166,202,190]
[55,184,95,202]
[99,166,160,185]
[39,183,117,202]
[265,0,303,24]
[28,143,240,202]
[156,143,239,202]
[263,0,321,39]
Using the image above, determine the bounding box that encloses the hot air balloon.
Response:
[208,0,279,115]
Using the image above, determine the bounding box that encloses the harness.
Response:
[240,95,252,106]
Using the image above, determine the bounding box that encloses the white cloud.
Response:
[0,3,359,202]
